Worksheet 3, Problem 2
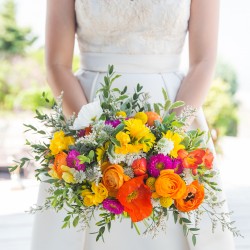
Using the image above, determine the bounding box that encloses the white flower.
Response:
[72,99,103,130]
[154,137,174,155]
[73,170,86,183]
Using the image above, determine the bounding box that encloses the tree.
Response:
[0,0,37,56]
[215,60,239,95]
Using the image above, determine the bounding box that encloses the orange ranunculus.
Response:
[178,149,205,169]
[175,180,205,212]
[202,149,214,169]
[155,169,186,199]
[117,175,152,222]
[49,152,68,179]
[102,164,130,197]
[145,111,162,127]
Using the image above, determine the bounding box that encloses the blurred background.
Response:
[0,0,249,249]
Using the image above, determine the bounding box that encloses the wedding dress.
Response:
[31,0,235,249]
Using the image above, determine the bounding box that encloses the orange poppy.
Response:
[178,149,205,169]
[202,149,214,169]
[175,180,205,212]
[117,175,152,222]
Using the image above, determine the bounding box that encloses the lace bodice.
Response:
[75,0,191,55]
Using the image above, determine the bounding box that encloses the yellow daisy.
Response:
[163,130,185,158]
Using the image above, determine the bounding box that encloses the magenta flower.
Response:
[102,199,124,215]
[66,150,86,171]
[105,120,121,128]
[172,159,184,174]
[77,129,85,138]
[147,154,173,177]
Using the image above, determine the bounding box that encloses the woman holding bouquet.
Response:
[31,0,235,249]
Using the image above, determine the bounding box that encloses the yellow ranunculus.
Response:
[91,183,108,203]
[49,130,75,155]
[81,183,108,206]
[163,131,185,158]
[83,194,96,206]
[81,189,96,206]
[116,111,127,118]
[134,112,148,124]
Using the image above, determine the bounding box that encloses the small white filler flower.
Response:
[72,99,103,130]
[154,137,174,155]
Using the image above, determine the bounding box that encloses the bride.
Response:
[31,0,235,249]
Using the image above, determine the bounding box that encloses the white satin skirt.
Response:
[31,53,235,250]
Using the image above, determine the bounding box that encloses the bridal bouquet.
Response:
[12,65,240,245]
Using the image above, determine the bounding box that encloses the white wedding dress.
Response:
[31,0,235,249]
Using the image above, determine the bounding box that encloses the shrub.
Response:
[203,79,238,137]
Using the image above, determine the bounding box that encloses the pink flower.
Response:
[147,154,173,177]
[172,159,184,174]
[66,150,86,171]
[102,199,124,214]
[105,120,121,128]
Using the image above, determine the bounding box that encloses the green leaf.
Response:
[8,165,18,172]
[121,86,128,95]
[107,143,115,157]
[162,112,175,124]
[164,100,172,112]
[183,224,188,236]
[112,88,121,93]
[110,74,121,84]
[64,215,71,222]
[108,65,114,75]
[181,217,191,224]
[44,179,58,184]
[170,101,185,110]
[78,155,90,164]
[24,124,37,131]
[111,123,125,136]
[173,211,178,224]
[162,88,169,101]
[88,150,95,160]
[96,226,105,242]
[73,216,80,227]
[54,189,63,196]
[154,103,161,115]
[171,121,184,128]
[37,130,46,135]
[61,221,69,229]
[116,95,129,101]
[110,137,121,147]
[192,234,197,246]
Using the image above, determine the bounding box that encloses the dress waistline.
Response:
[79,52,181,73]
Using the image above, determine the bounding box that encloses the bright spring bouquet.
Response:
[13,65,241,245]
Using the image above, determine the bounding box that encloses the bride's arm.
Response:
[46,0,87,116]
[175,0,220,116]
